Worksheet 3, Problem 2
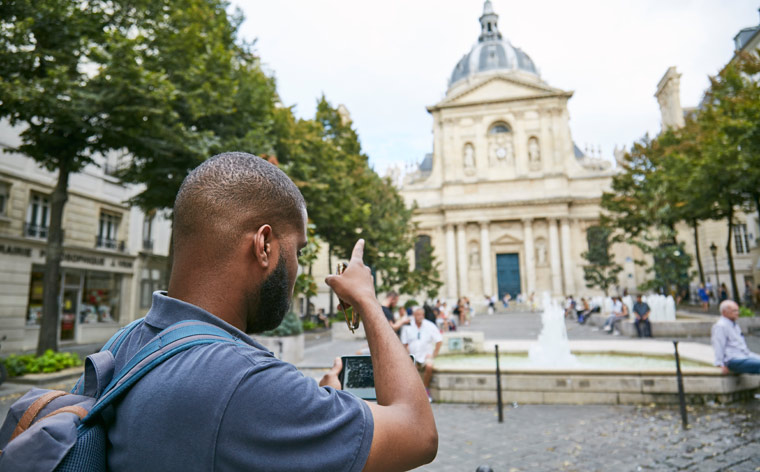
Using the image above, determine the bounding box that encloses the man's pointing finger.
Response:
[351,238,365,263]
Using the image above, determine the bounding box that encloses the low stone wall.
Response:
[430,339,760,404]
[431,368,760,405]
[253,333,305,364]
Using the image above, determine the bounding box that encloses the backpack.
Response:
[0,319,243,472]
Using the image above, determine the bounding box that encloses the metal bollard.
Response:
[495,344,503,423]
[672,340,688,429]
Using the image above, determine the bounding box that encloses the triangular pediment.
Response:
[493,232,522,245]
[436,76,570,109]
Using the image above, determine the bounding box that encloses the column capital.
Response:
[522,217,533,225]
[456,222,467,230]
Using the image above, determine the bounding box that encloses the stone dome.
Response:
[449,1,538,87]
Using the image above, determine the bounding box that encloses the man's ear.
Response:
[253,224,273,268]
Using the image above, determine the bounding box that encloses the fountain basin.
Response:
[430,340,760,405]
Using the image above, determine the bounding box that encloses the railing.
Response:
[95,236,125,252]
[24,223,48,239]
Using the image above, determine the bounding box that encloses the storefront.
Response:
[1,238,136,351]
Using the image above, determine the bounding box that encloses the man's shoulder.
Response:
[421,319,438,329]
[712,317,731,332]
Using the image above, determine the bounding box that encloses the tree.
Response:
[0,0,121,354]
[112,1,279,213]
[601,134,693,295]
[0,0,276,353]
[696,52,760,302]
[581,226,623,296]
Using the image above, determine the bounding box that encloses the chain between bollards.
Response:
[673,340,688,429]
[495,344,503,423]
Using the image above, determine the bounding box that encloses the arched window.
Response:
[489,122,511,134]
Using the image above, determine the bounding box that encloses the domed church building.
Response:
[399,1,637,301]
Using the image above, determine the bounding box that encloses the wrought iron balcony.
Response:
[96,236,125,252]
[24,223,48,239]
[142,239,154,251]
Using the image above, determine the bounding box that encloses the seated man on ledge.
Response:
[105,152,437,471]
[711,299,760,374]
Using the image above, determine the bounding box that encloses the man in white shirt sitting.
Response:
[401,307,443,402]
[711,300,760,374]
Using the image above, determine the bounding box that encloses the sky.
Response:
[236,1,758,174]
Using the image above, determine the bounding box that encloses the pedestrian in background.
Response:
[632,294,652,338]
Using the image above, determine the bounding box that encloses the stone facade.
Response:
[0,121,172,353]
[398,2,642,301]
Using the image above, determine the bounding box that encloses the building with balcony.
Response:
[0,122,172,352]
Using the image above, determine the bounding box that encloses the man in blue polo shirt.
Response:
[711,299,760,374]
[106,152,437,471]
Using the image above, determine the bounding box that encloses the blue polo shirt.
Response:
[106,292,373,471]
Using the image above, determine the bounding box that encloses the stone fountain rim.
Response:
[434,338,722,376]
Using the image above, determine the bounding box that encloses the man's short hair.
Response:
[386,290,399,300]
[719,299,737,315]
[173,152,305,256]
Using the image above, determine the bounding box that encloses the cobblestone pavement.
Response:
[423,401,760,472]
[3,309,759,471]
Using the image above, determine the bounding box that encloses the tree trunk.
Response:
[328,244,334,315]
[37,162,71,355]
[725,206,740,303]
[691,219,705,285]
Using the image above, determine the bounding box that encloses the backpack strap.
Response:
[11,390,68,440]
[82,320,241,423]
[71,318,145,395]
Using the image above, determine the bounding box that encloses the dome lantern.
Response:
[449,1,539,88]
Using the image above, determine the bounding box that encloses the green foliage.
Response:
[601,53,760,297]
[581,226,623,296]
[633,229,693,295]
[739,306,755,318]
[404,299,419,309]
[277,97,442,298]
[301,320,318,331]
[3,350,81,377]
[261,311,303,337]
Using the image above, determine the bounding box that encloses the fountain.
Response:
[528,294,577,367]
[431,294,760,405]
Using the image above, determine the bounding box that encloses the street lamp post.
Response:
[709,242,720,297]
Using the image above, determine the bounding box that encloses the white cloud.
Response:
[236,0,757,173]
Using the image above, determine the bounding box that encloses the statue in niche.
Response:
[528,137,541,168]
[469,244,480,268]
[535,239,547,266]
[463,143,475,169]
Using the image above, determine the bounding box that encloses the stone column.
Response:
[560,218,576,295]
[479,221,492,297]
[548,218,562,295]
[522,218,536,296]
[445,224,457,299]
[456,223,469,297]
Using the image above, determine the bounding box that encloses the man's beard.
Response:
[248,252,291,333]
